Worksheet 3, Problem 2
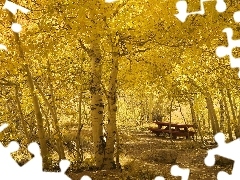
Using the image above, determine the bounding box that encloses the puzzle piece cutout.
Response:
[3,0,30,15]
[216,27,240,78]
[2,0,30,33]
[35,160,72,180]
[0,44,7,51]
[0,141,21,177]
[80,175,92,180]
[0,123,8,132]
[21,142,43,175]
[171,165,190,180]
[233,11,240,23]
[105,0,118,3]
[0,123,94,179]
[154,176,165,180]
[204,132,240,179]
[154,164,190,180]
[0,123,21,178]
[0,1,30,50]
[21,143,73,179]
[175,0,226,22]
[0,123,74,179]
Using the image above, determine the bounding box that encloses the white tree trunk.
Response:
[104,55,119,169]
[90,50,105,168]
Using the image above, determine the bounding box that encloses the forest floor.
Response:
[67,126,233,180]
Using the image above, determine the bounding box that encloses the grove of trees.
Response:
[1,0,240,173]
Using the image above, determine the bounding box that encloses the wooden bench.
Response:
[171,131,195,139]
[149,122,196,140]
[148,127,177,136]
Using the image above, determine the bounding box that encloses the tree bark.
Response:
[90,48,104,168]
[220,89,233,141]
[227,89,237,124]
[196,114,204,144]
[205,92,220,135]
[149,92,154,123]
[219,99,225,132]
[6,10,49,168]
[104,54,119,169]
[90,55,104,168]
[25,65,49,168]
[207,108,212,134]
[15,85,31,144]
[75,87,83,164]
[238,106,240,125]
[189,97,196,125]
[169,98,174,141]
[34,81,65,160]
[75,57,84,164]
[188,97,200,139]
[46,60,65,160]
[206,97,216,135]
[187,78,219,134]
[79,39,105,168]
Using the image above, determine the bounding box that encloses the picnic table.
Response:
[148,122,196,139]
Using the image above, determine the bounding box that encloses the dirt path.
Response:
[68,129,232,180]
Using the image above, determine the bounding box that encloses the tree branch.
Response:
[0,79,16,86]
[111,1,128,19]
[78,39,94,55]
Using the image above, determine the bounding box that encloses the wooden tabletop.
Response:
[154,122,194,128]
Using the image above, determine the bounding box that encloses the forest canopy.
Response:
[0,0,240,178]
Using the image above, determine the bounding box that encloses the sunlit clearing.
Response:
[11,23,22,33]
[3,0,30,15]
[0,44,7,51]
